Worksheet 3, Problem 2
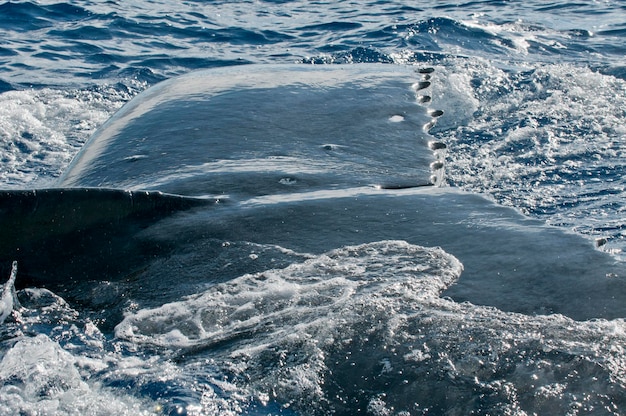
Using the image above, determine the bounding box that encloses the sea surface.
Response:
[1,1,626,415]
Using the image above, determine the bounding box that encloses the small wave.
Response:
[0,2,90,31]
[116,241,462,348]
[115,240,626,414]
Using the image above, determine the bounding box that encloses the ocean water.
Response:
[1,1,626,415]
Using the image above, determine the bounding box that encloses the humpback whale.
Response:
[0,64,624,322]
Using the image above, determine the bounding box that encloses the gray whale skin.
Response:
[0,64,623,321]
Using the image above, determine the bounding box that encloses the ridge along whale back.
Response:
[0,64,624,321]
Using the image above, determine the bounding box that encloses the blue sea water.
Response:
[1,1,626,415]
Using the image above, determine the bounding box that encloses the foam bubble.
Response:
[0,261,18,323]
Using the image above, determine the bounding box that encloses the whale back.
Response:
[2,64,624,322]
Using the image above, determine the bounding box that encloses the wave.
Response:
[1,1,624,87]
[1,240,625,414]
[110,240,626,414]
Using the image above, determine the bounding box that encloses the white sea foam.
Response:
[0,286,219,415]
[115,240,626,414]
[0,335,154,416]
[0,86,137,188]
[116,240,462,349]
[431,57,626,256]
